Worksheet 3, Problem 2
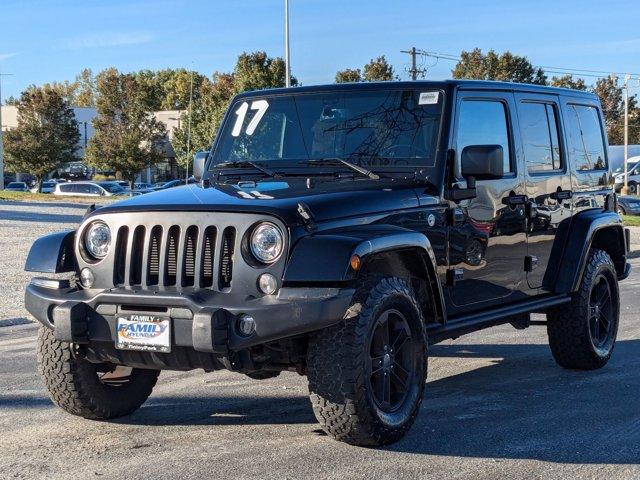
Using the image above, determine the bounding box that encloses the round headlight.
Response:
[250,223,284,264]
[84,221,111,259]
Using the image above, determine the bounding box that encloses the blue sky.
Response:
[1,0,640,100]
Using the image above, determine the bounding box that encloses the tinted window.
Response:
[520,102,562,172]
[59,184,73,193]
[214,90,443,168]
[457,100,511,173]
[566,104,607,171]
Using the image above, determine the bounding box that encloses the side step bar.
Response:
[427,294,571,344]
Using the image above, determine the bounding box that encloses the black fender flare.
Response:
[25,230,76,273]
[543,209,628,293]
[283,225,446,322]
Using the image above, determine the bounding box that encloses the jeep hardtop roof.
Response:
[235,79,598,101]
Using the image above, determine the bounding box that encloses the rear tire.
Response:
[307,277,427,446]
[547,249,620,370]
[36,326,159,419]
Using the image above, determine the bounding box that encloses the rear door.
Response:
[448,90,527,308]
[515,93,573,289]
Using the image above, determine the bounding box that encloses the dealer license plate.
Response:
[116,315,171,353]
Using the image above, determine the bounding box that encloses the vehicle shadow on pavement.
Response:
[116,393,316,427]
[389,339,640,463]
[0,209,83,224]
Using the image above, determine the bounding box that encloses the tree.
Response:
[452,48,547,85]
[85,68,166,187]
[74,68,97,107]
[592,75,639,145]
[4,86,79,189]
[363,55,395,81]
[550,74,587,91]
[335,68,362,83]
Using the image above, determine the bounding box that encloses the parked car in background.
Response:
[5,182,29,192]
[53,181,129,197]
[614,156,640,193]
[616,196,640,216]
[153,178,197,190]
[39,179,66,194]
[134,182,153,190]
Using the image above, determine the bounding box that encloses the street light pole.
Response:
[0,72,7,190]
[284,0,291,87]
[623,74,631,195]
[185,69,194,184]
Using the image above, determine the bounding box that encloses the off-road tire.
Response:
[547,249,620,370]
[307,277,427,446]
[36,326,159,419]
[629,182,638,194]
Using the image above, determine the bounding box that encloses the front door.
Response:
[448,91,527,308]
[515,93,573,289]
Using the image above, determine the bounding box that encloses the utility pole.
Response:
[284,0,291,87]
[622,74,631,195]
[0,72,12,191]
[401,47,427,80]
[185,68,194,184]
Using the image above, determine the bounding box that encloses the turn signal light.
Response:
[350,254,361,271]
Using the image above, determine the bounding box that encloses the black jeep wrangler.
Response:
[25,80,631,446]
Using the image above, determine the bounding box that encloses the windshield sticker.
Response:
[418,92,439,105]
[231,99,270,137]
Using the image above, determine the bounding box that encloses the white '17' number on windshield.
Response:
[231,100,269,137]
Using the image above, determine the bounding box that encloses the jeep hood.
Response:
[94,180,424,225]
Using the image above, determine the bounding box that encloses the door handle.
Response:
[502,194,527,207]
[550,189,573,201]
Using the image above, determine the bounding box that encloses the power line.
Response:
[420,50,640,82]
[400,47,428,80]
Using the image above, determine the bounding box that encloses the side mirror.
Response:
[461,145,504,180]
[193,151,209,182]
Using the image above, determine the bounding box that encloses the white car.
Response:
[614,156,640,193]
[53,181,128,197]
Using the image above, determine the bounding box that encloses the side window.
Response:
[457,99,511,174]
[566,104,607,171]
[520,102,562,172]
[60,184,72,193]
[89,185,102,195]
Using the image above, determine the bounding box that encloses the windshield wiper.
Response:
[214,161,277,178]
[302,158,380,180]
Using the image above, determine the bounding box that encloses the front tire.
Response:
[547,249,620,370]
[36,326,159,419]
[307,277,427,446]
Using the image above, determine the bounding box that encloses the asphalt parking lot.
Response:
[1,200,639,480]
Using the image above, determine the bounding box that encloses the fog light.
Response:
[238,314,256,336]
[80,268,95,288]
[258,273,278,295]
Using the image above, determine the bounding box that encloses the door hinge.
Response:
[524,255,538,272]
[447,268,464,286]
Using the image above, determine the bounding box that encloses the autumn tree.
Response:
[592,75,639,145]
[335,55,395,83]
[335,68,362,83]
[452,48,547,85]
[550,74,587,91]
[85,68,166,187]
[4,86,79,189]
[363,55,395,81]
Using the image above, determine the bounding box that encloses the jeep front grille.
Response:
[112,224,236,290]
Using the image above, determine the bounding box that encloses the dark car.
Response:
[25,80,630,447]
[616,195,640,216]
[5,181,29,192]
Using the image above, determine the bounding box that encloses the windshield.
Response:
[212,89,443,170]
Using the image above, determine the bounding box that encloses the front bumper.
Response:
[25,280,354,354]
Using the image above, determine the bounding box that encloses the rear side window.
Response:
[520,102,562,172]
[457,100,511,174]
[59,184,73,193]
[566,104,607,171]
